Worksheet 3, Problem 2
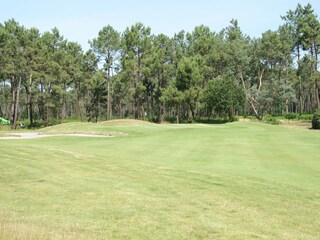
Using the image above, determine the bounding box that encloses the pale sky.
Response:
[1,0,319,51]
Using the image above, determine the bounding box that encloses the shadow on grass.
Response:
[195,118,232,124]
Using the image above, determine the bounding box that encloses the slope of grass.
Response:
[0,120,319,239]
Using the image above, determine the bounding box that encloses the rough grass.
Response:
[0,125,12,133]
[0,120,319,239]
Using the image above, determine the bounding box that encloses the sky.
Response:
[1,0,319,51]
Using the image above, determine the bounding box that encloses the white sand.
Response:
[0,132,112,139]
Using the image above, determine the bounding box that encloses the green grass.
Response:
[0,120,319,239]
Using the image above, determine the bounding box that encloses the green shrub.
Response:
[298,114,313,121]
[228,116,239,122]
[164,115,178,123]
[264,115,280,125]
[28,122,45,129]
[284,113,298,120]
[242,115,255,119]
[312,110,320,129]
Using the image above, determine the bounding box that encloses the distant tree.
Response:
[176,56,202,120]
[0,23,10,118]
[282,3,320,112]
[87,71,106,123]
[160,84,183,123]
[0,4,319,126]
[149,34,175,122]
[222,20,259,118]
[1,19,27,129]
[121,23,152,119]
[80,49,99,121]
[252,30,293,116]
[64,41,86,121]
[22,27,42,125]
[172,31,187,69]
[38,28,67,126]
[89,25,120,120]
[299,4,320,109]
[203,76,245,119]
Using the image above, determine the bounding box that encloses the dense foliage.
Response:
[0,4,319,128]
[312,109,320,129]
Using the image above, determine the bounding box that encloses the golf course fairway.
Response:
[0,120,319,239]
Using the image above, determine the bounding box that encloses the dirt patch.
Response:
[278,120,311,131]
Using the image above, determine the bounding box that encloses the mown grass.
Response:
[0,120,319,239]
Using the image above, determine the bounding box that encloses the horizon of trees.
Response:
[0,3,319,129]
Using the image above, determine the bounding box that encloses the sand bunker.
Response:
[0,132,112,139]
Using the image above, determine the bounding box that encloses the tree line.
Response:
[0,3,319,128]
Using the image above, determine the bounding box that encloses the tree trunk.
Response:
[97,100,101,123]
[314,78,320,109]
[285,98,289,115]
[62,100,67,120]
[10,76,16,123]
[107,80,110,120]
[297,46,303,115]
[176,105,179,124]
[27,73,34,125]
[258,68,264,92]
[240,71,262,120]
[61,82,67,120]
[106,53,112,121]
[1,80,5,117]
[159,103,164,124]
[190,105,195,120]
[313,43,320,109]
[45,104,49,127]
[29,101,33,125]
[76,88,83,121]
[12,77,22,129]
[10,75,16,129]
[248,96,262,120]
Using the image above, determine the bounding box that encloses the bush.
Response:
[264,115,280,125]
[242,115,258,120]
[312,110,320,129]
[298,114,313,121]
[228,116,239,122]
[284,113,298,120]
[164,115,177,123]
[195,118,230,124]
[28,121,46,129]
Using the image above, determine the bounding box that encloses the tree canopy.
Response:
[0,3,319,128]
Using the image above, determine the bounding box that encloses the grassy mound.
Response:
[39,119,155,136]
